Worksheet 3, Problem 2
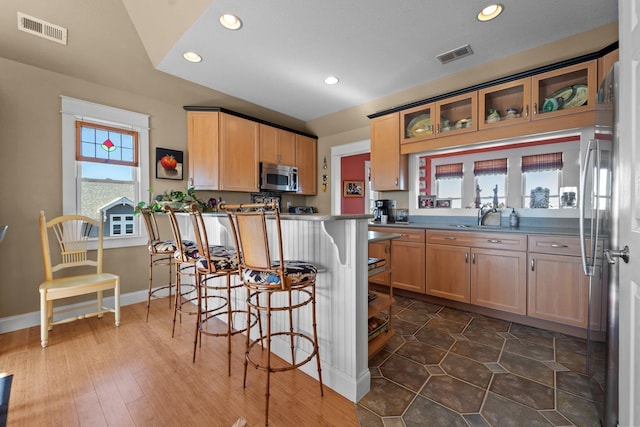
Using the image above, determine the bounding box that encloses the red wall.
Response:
[341,153,370,214]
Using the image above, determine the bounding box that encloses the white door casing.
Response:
[617,2,640,425]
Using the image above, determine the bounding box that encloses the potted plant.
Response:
[136,187,200,212]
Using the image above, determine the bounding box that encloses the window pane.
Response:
[476,175,507,206]
[523,170,560,208]
[436,178,462,208]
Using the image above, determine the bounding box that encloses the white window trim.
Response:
[61,96,149,249]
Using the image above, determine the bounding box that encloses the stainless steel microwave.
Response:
[260,163,298,192]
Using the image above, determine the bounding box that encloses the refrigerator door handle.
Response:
[580,139,596,276]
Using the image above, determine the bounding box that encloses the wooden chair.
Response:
[136,206,177,321]
[38,211,120,348]
[222,201,323,426]
[162,205,199,337]
[189,204,258,369]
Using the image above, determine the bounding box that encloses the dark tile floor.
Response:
[356,295,606,427]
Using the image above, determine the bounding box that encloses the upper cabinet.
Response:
[295,134,317,195]
[478,60,597,130]
[259,124,296,166]
[371,112,407,191]
[531,60,596,120]
[401,92,478,144]
[186,110,260,192]
[185,107,317,194]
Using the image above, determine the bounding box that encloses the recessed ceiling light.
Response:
[324,76,339,85]
[183,51,202,63]
[477,4,503,21]
[220,14,242,30]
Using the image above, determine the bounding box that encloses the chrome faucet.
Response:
[477,205,497,226]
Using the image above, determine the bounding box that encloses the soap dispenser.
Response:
[509,208,518,228]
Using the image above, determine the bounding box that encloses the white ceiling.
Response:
[152,0,618,121]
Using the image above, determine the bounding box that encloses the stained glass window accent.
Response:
[76,121,138,167]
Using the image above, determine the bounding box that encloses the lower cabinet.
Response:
[368,228,425,292]
[426,231,527,315]
[527,235,605,330]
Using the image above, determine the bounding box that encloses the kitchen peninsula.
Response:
[176,212,373,402]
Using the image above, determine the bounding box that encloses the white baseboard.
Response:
[0,289,151,334]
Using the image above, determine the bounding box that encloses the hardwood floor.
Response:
[0,300,358,427]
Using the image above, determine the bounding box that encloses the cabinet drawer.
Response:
[371,227,425,242]
[427,230,527,251]
[528,235,604,257]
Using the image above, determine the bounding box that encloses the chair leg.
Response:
[40,291,48,348]
[172,268,181,338]
[146,254,153,321]
[192,273,202,363]
[168,257,174,308]
[226,274,232,376]
[311,283,323,396]
[288,289,295,365]
[265,292,272,427]
[97,290,104,319]
[243,289,252,389]
[114,278,121,327]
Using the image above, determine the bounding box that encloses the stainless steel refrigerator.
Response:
[579,61,619,427]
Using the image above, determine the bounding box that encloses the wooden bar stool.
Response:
[223,201,323,426]
[136,206,178,321]
[189,204,258,371]
[163,205,199,337]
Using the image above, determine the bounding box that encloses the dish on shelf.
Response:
[562,84,588,109]
[543,86,575,112]
[454,118,472,129]
[368,313,389,341]
[530,186,550,208]
[406,114,431,138]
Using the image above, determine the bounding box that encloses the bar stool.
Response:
[223,201,323,426]
[136,206,177,321]
[163,205,199,337]
[189,204,258,371]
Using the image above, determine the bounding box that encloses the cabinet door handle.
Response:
[465,252,468,263]
[487,239,502,243]
[531,259,535,271]
[550,243,569,248]
[395,178,398,186]
[436,123,440,134]
[525,105,529,117]
[472,253,476,264]
[533,102,538,115]
[443,236,456,240]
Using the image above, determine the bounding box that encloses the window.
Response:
[522,152,563,208]
[435,163,463,208]
[62,96,149,249]
[474,158,507,207]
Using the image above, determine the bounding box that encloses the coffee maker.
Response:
[373,199,396,223]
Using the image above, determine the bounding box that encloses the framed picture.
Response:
[436,198,452,208]
[156,148,183,180]
[343,180,364,197]
[418,195,435,208]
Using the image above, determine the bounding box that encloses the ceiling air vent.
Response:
[17,12,67,45]
[436,44,473,64]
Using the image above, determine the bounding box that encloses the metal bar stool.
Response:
[163,205,199,337]
[189,204,259,370]
[136,207,177,321]
[223,201,323,426]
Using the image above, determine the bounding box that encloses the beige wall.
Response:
[0,22,619,321]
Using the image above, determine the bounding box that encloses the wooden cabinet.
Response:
[219,114,260,192]
[527,235,605,330]
[368,234,396,360]
[478,61,597,129]
[187,111,220,190]
[187,111,260,192]
[400,92,478,144]
[369,228,425,292]
[478,77,532,130]
[295,134,317,195]
[598,48,618,87]
[531,60,597,120]
[259,124,296,166]
[370,113,408,191]
[426,230,527,315]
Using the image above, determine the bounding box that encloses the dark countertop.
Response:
[368,221,581,236]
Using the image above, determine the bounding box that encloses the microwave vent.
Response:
[17,12,68,45]
[436,44,473,64]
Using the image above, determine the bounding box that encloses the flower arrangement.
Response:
[136,187,218,212]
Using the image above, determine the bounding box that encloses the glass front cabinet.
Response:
[401,92,477,144]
